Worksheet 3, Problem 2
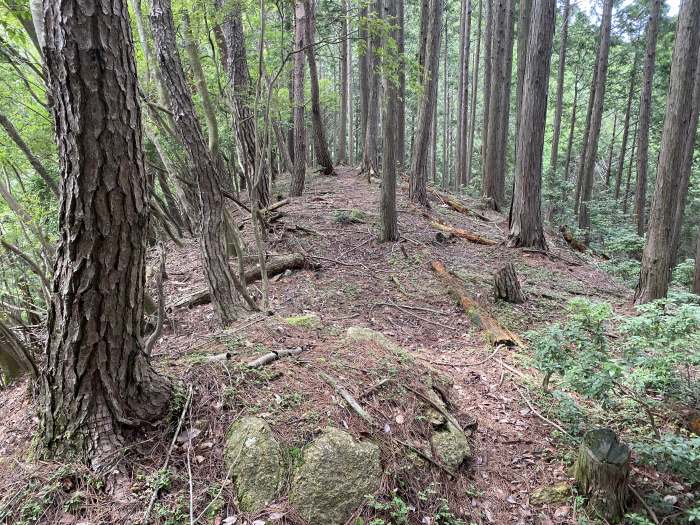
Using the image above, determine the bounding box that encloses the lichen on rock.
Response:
[430,422,471,471]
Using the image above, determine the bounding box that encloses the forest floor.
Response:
[0,167,651,525]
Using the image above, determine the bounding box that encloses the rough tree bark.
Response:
[515,0,533,149]
[465,0,482,186]
[40,0,171,467]
[397,0,406,167]
[455,0,472,186]
[410,0,443,205]
[480,0,493,178]
[494,263,526,303]
[694,229,700,295]
[359,1,370,154]
[304,0,335,175]
[361,0,382,178]
[507,0,554,250]
[218,0,270,208]
[152,0,246,323]
[339,0,349,164]
[380,0,399,242]
[290,0,307,196]
[605,112,618,187]
[635,0,661,236]
[548,0,570,184]
[577,0,613,239]
[635,0,700,304]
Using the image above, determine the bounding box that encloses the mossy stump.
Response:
[574,428,630,522]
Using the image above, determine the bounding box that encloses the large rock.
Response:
[430,422,471,471]
[289,427,381,525]
[224,416,286,512]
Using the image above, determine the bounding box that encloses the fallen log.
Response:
[430,189,491,222]
[424,214,498,246]
[170,253,317,309]
[248,346,303,368]
[431,260,524,347]
[559,225,587,253]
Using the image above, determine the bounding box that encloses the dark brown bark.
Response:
[456,0,472,186]
[410,0,443,205]
[380,0,399,242]
[0,113,58,197]
[290,0,308,196]
[577,0,613,239]
[480,0,493,176]
[0,319,37,383]
[614,53,638,200]
[494,263,526,303]
[507,0,554,250]
[515,0,533,149]
[635,0,700,304]
[397,0,406,168]
[41,0,170,467]
[635,0,661,236]
[563,71,580,189]
[622,121,638,215]
[304,0,335,175]
[218,0,270,208]
[362,0,382,178]
[694,229,700,295]
[359,2,370,150]
[548,0,570,183]
[605,112,618,187]
[465,0,482,185]
[339,0,349,164]
[152,0,246,323]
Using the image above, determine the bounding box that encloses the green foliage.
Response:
[635,434,700,486]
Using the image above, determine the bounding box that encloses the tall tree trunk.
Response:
[362,0,382,177]
[347,5,355,165]
[482,0,515,210]
[481,0,493,181]
[410,0,443,205]
[456,0,472,186]
[339,0,349,164]
[577,0,613,240]
[359,2,370,153]
[605,112,618,188]
[218,0,270,207]
[622,121,638,215]
[563,70,580,192]
[635,0,661,236]
[515,0,533,149]
[694,229,700,295]
[548,0,570,184]
[397,0,406,168]
[508,0,555,249]
[380,0,400,242]
[152,0,246,324]
[614,53,638,200]
[443,17,450,188]
[304,0,335,175]
[41,0,170,467]
[465,0,482,186]
[182,12,220,157]
[634,0,700,304]
[290,0,308,196]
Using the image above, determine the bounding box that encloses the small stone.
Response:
[663,495,678,505]
[430,422,471,471]
[529,483,571,505]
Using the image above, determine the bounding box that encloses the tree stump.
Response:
[494,263,527,303]
[574,428,630,522]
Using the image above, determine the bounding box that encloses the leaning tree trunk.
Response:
[0,319,37,384]
[304,0,335,175]
[635,0,661,236]
[152,0,246,324]
[379,0,399,242]
[41,0,171,468]
[218,0,270,208]
[507,0,554,250]
[290,0,307,196]
[574,429,630,522]
[547,0,570,185]
[577,0,613,240]
[410,0,443,205]
[635,0,700,304]
[614,53,638,200]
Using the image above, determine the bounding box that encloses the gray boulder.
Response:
[224,416,286,512]
[290,427,381,525]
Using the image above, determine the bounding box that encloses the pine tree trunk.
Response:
[515,0,533,150]
[339,0,349,164]
[347,6,355,165]
[465,0,482,186]
[380,0,400,242]
[577,0,613,239]
[635,0,661,236]
[41,0,171,467]
[304,0,335,175]
[480,0,493,177]
[507,0,554,250]
[443,18,450,188]
[410,0,443,204]
[359,2,370,153]
[605,112,618,188]
[397,0,406,168]
[573,61,598,217]
[152,0,244,324]
[635,0,700,304]
[563,71,580,193]
[622,121,638,215]
[290,0,307,196]
[218,0,270,208]
[456,0,472,186]
[614,53,638,200]
[694,229,700,295]
[362,0,382,177]
[548,0,570,184]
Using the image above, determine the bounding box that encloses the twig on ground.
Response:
[515,386,574,440]
[630,485,660,525]
[319,371,375,424]
[247,347,304,368]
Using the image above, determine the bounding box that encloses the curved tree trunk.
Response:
[635,0,700,304]
[41,0,171,468]
[635,0,661,236]
[507,0,554,250]
[152,0,247,324]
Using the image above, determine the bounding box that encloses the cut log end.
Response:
[494,263,527,304]
[574,428,630,522]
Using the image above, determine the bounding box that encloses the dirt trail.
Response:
[0,167,632,524]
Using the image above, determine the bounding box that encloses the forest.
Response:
[0,0,699,523]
